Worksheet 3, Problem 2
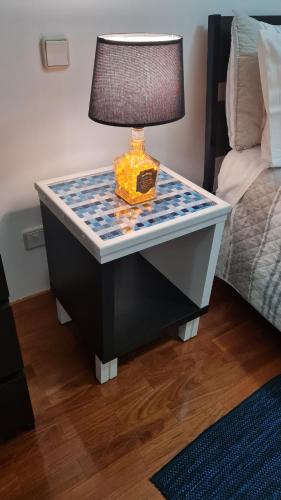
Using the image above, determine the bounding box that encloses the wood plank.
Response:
[0,278,278,498]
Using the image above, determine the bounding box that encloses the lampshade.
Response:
[89,33,185,128]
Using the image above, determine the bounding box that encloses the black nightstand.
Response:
[0,255,34,441]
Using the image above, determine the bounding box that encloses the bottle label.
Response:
[136,169,157,194]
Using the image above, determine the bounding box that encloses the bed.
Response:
[203,14,281,331]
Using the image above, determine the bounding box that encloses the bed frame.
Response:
[203,15,281,193]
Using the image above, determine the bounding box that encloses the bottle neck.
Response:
[130,128,145,153]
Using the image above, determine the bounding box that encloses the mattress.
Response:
[216,147,281,331]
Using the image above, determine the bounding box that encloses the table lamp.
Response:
[89,33,185,205]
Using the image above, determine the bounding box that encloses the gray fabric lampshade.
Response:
[88,33,185,128]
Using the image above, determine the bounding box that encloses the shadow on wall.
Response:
[0,206,49,301]
[184,25,208,182]
[153,25,208,185]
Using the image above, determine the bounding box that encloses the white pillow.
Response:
[258,30,281,167]
[226,13,281,151]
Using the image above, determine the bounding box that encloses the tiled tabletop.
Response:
[48,169,216,241]
[35,165,230,262]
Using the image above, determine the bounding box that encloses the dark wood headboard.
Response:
[203,14,281,192]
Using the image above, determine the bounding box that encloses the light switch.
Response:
[41,38,70,69]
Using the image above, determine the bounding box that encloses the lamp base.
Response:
[114,128,160,205]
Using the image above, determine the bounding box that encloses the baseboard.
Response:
[11,289,51,309]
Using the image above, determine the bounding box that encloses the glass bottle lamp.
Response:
[114,128,159,205]
[89,33,185,205]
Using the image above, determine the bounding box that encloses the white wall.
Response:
[0,0,280,300]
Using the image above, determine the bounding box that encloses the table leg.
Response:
[56,299,72,325]
[178,317,199,342]
[142,222,224,311]
[95,355,118,384]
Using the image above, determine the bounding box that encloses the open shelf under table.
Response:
[113,253,206,358]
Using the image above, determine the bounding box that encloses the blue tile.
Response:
[48,169,216,241]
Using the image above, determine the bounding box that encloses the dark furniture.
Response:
[41,203,207,364]
[0,255,34,442]
[203,14,281,193]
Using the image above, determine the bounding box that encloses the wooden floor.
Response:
[1,279,281,499]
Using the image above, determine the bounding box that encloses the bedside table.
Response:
[35,166,230,384]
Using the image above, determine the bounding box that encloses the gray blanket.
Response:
[216,168,281,331]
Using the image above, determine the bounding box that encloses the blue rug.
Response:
[151,375,281,499]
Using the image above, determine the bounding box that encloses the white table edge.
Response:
[35,164,231,264]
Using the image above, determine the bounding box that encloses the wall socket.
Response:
[23,225,45,250]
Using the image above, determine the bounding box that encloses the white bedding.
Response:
[216,146,269,207]
[216,147,281,331]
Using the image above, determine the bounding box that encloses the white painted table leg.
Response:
[178,317,200,342]
[56,299,72,325]
[95,355,118,384]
